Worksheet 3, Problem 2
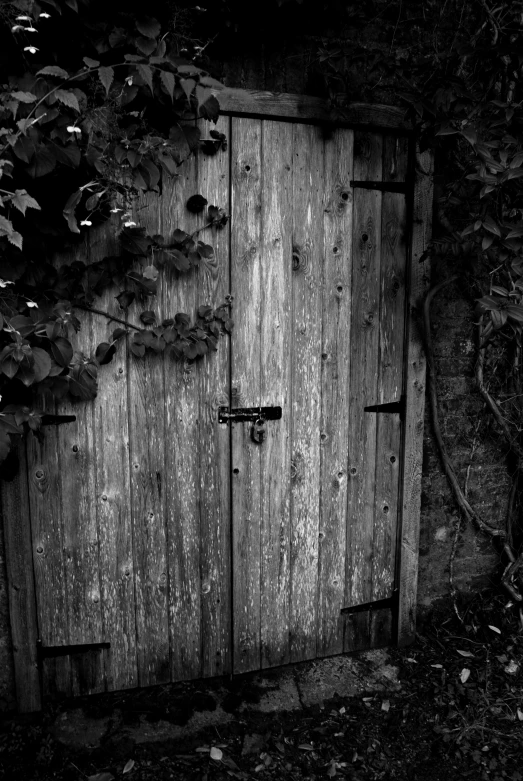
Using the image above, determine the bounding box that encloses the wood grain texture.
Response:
[128,190,169,686]
[317,127,354,658]
[231,117,263,673]
[344,132,383,620]
[371,136,409,604]
[217,89,411,129]
[89,223,137,692]
[259,120,293,669]
[397,146,433,646]
[289,122,322,663]
[163,147,203,681]
[1,444,41,711]
[196,115,232,678]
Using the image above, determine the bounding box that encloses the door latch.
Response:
[218,406,282,424]
[251,417,267,444]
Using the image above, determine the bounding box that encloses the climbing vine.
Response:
[0,0,232,464]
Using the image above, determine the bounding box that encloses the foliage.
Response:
[0,0,230,466]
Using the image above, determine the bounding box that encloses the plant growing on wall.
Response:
[0,0,232,465]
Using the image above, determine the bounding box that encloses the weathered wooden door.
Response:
[3,92,431,710]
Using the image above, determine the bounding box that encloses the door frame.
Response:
[1,89,433,712]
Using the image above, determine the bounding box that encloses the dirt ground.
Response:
[1,591,523,781]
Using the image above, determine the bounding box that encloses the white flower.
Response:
[26,300,38,308]
[39,12,51,18]
[80,219,92,226]
[24,46,38,54]
[125,76,133,86]
[24,27,38,33]
[110,207,122,213]
[123,220,136,227]
[11,25,24,32]
[67,125,82,134]
[0,279,14,288]
[16,15,32,21]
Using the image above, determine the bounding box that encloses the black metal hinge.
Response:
[364,395,405,420]
[350,180,408,194]
[340,590,399,616]
[41,415,77,426]
[36,639,110,659]
[218,406,282,424]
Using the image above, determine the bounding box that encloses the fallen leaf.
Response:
[381,700,390,712]
[504,660,519,675]
[431,664,443,669]
[405,657,418,663]
[488,625,501,634]
[517,708,523,721]
[123,759,135,774]
[460,668,471,683]
[339,706,346,714]
[457,650,474,657]
[496,654,508,663]
[195,747,210,753]
[210,746,223,761]
[87,774,114,781]
[299,744,314,751]
[327,759,337,777]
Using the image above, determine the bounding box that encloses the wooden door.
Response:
[4,93,432,712]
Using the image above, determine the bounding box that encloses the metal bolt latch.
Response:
[251,417,266,444]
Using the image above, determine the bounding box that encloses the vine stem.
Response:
[423,275,504,540]
[74,304,142,332]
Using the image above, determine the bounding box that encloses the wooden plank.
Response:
[162,147,203,681]
[217,89,411,129]
[371,136,409,604]
[343,611,371,653]
[396,145,433,646]
[289,122,322,663]
[1,445,41,711]
[317,127,354,658]
[230,117,263,673]
[26,399,70,693]
[370,607,393,648]
[89,223,137,692]
[259,120,293,669]
[196,115,232,678]
[344,131,383,622]
[56,301,103,697]
[127,191,169,686]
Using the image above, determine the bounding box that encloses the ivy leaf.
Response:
[136,17,161,38]
[50,337,73,367]
[112,328,127,341]
[119,227,151,256]
[95,341,116,365]
[166,249,190,272]
[36,65,70,79]
[135,36,156,56]
[183,125,201,152]
[116,290,135,309]
[139,159,160,190]
[98,66,114,95]
[160,70,175,101]
[7,231,22,250]
[31,347,52,382]
[63,189,82,233]
[137,63,154,94]
[26,145,56,178]
[483,216,501,236]
[0,428,12,465]
[140,310,156,324]
[54,89,80,112]
[83,57,100,68]
[180,77,196,103]
[11,189,41,215]
[11,91,37,103]
[143,265,158,280]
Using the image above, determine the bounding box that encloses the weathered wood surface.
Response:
[371,136,409,603]
[217,89,411,130]
[397,145,433,646]
[317,127,354,658]
[290,122,323,663]
[231,117,263,673]
[196,115,232,678]
[345,132,383,620]
[1,444,41,711]
[259,120,293,669]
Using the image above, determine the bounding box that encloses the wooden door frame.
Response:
[1,88,433,712]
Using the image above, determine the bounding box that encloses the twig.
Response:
[74,304,142,332]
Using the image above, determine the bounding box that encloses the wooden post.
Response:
[1,444,41,711]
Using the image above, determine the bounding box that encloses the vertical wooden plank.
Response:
[397,145,433,646]
[89,223,137,692]
[372,136,409,604]
[26,401,70,694]
[317,127,354,658]
[56,302,103,697]
[259,120,293,668]
[1,445,41,711]
[128,191,169,686]
[344,131,383,625]
[289,122,322,663]
[230,117,263,673]
[370,607,393,648]
[197,116,232,678]
[343,611,371,652]
[162,148,202,681]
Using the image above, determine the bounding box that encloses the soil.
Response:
[1,592,523,781]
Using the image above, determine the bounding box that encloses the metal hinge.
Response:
[364,395,405,420]
[350,180,408,194]
[41,415,77,426]
[36,639,110,659]
[218,406,282,424]
[340,590,399,616]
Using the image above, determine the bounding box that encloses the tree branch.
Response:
[74,304,142,332]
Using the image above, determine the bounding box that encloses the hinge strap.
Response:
[350,180,408,194]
